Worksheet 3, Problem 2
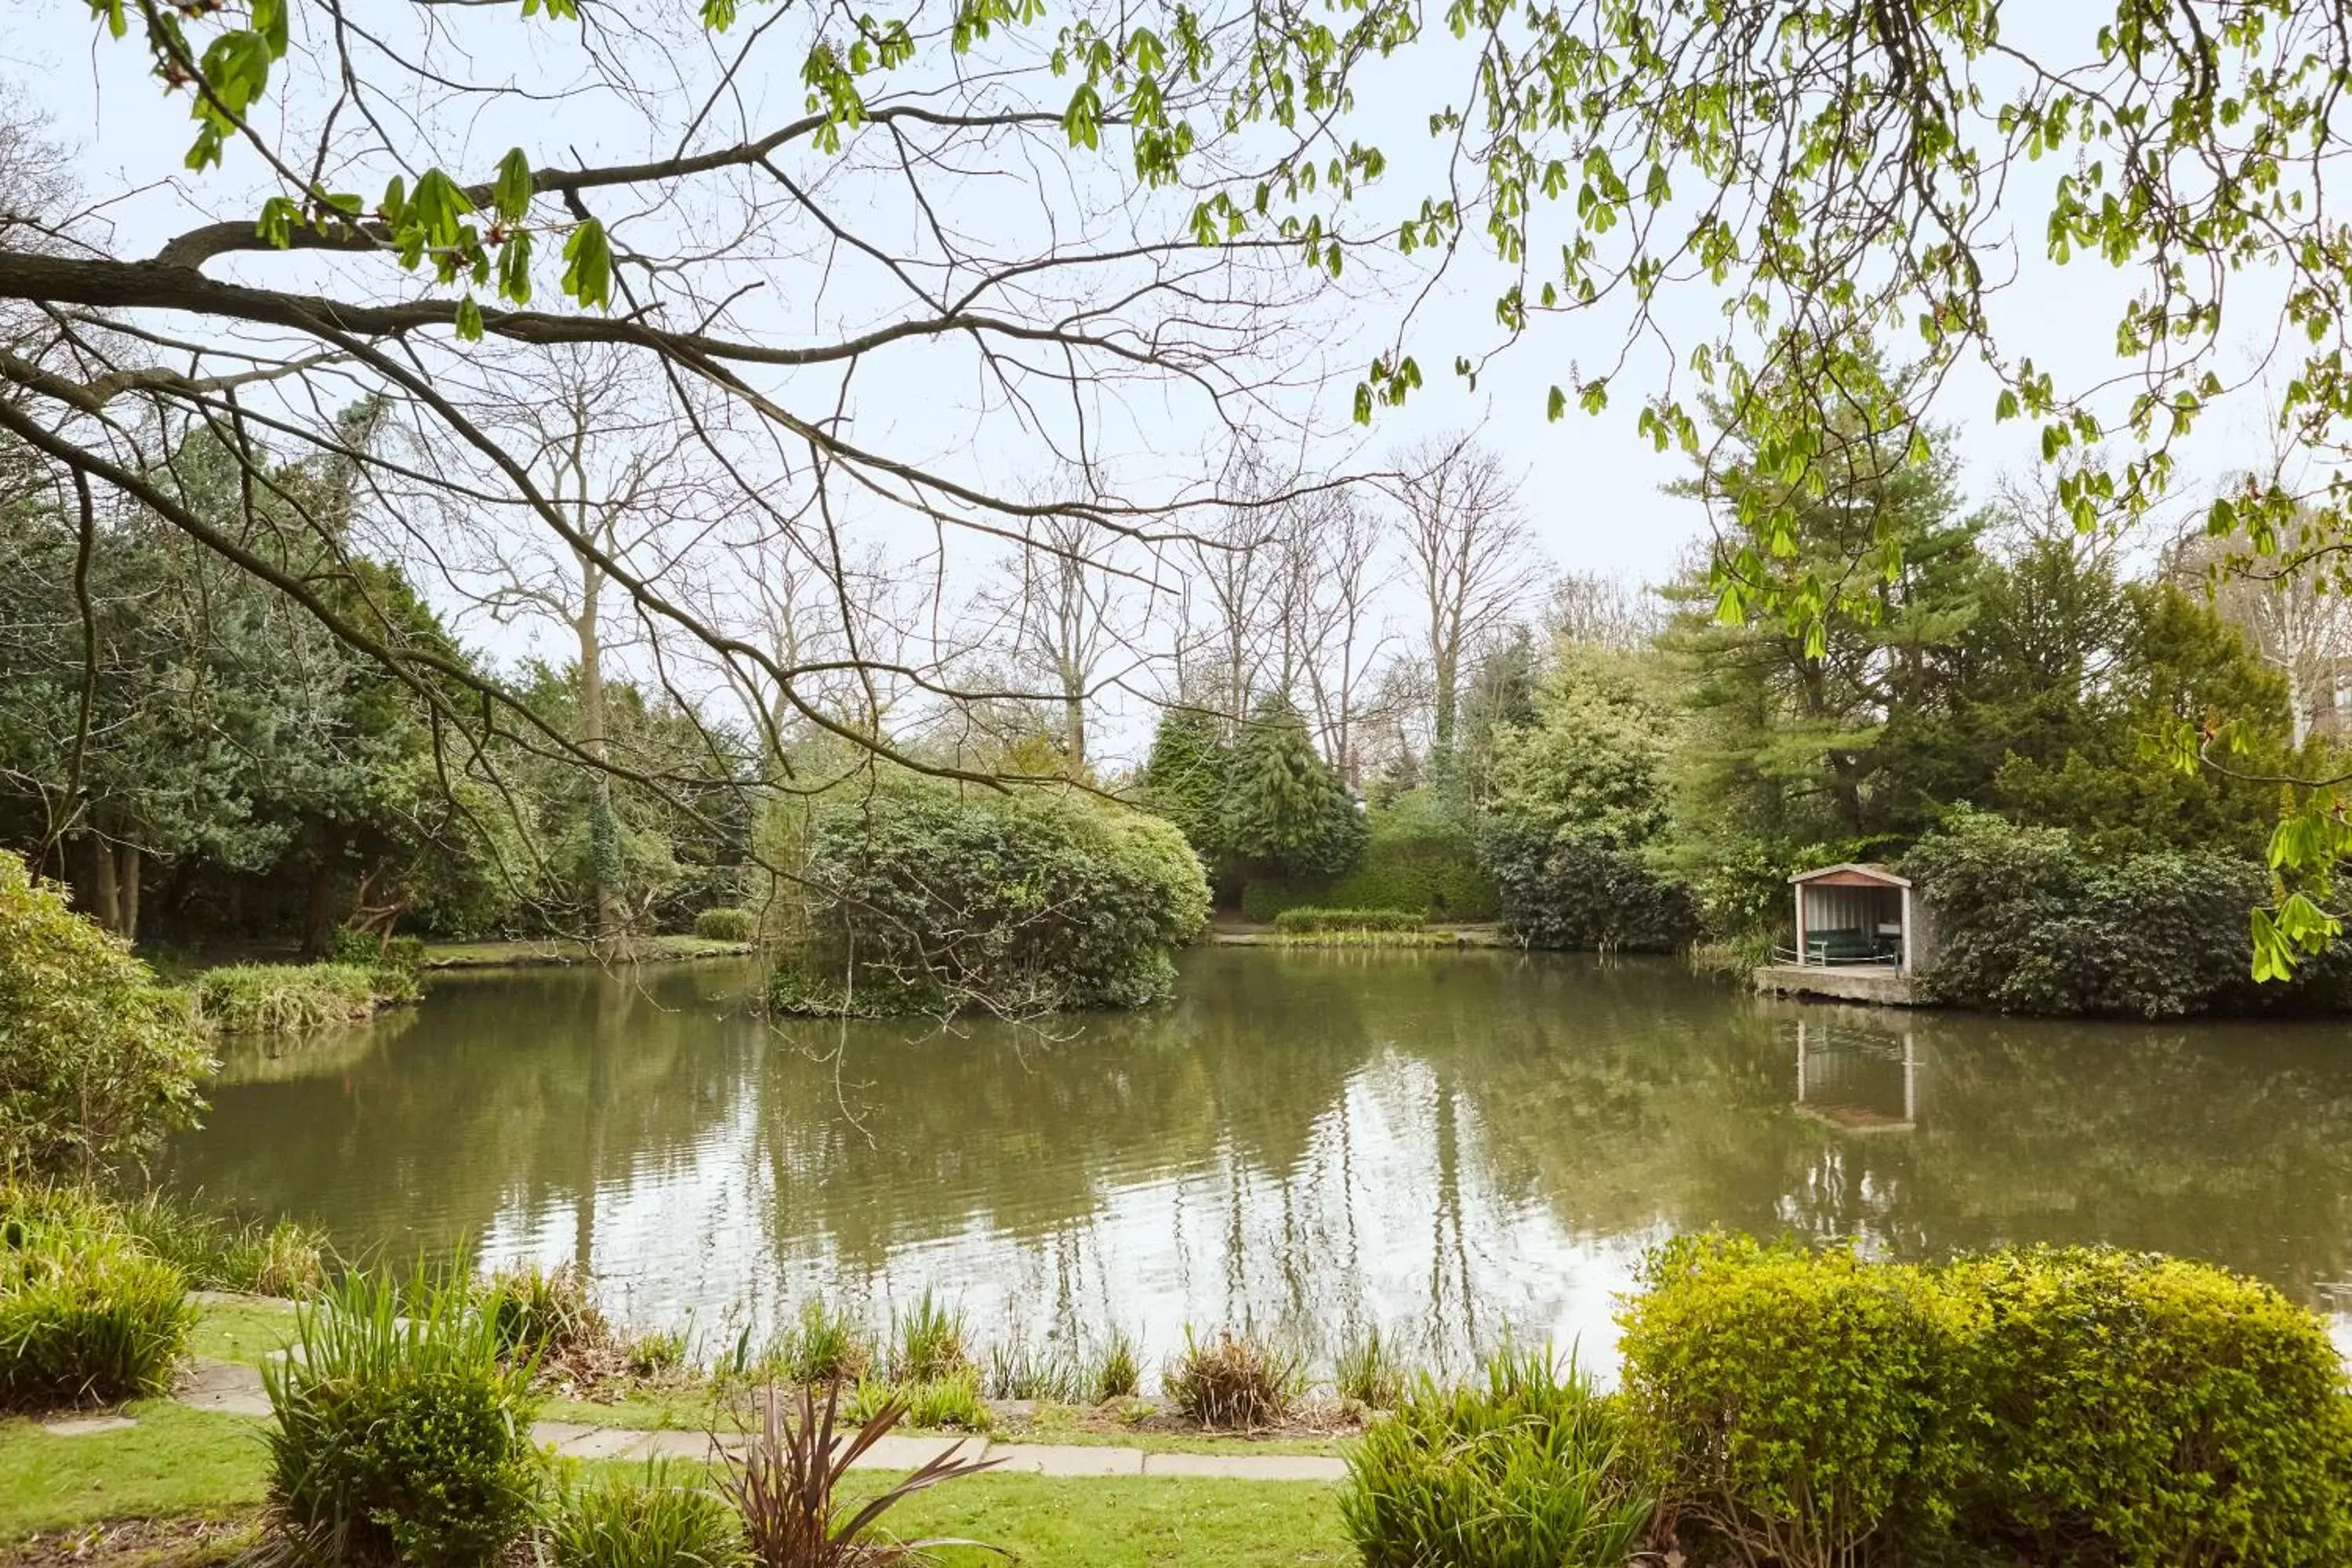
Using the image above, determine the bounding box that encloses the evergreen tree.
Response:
[1138,705,1232,859]
[1220,695,1366,877]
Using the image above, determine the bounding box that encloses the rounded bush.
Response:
[691,907,754,943]
[1341,1347,1653,1568]
[1945,1247,2352,1568]
[1617,1235,1963,1566]
[0,1189,194,1407]
[264,1269,542,1566]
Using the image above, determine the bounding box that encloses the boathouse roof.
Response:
[1788,862,1911,888]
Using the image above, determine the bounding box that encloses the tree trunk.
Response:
[114,842,140,943]
[83,833,120,932]
[1062,682,1087,770]
[303,822,343,959]
[576,568,627,954]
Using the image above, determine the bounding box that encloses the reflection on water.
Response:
[161,949,2352,1370]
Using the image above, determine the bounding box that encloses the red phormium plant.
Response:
[718,1381,1003,1567]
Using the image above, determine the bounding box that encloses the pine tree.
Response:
[1221,695,1367,877]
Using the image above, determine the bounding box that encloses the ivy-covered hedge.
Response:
[1483,826,1697,953]
[1900,808,2346,1018]
[770,783,1210,1016]
[1621,1236,2352,1568]
[1240,793,1498,923]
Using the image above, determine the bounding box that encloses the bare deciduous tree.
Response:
[1388,434,1547,767]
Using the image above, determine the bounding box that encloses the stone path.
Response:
[42,1360,1348,1483]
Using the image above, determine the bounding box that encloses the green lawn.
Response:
[184,1299,299,1367]
[0,1403,267,1539]
[2,1405,1351,1566]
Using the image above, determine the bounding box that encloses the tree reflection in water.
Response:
[161,951,2352,1371]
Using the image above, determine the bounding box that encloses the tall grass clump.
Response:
[766,1298,872,1386]
[887,1289,970,1382]
[1164,1326,1305,1429]
[0,1185,193,1407]
[549,1463,744,1568]
[1341,1347,1655,1568]
[985,1332,1083,1402]
[478,1260,609,1361]
[720,1383,998,1568]
[848,1366,991,1432]
[194,962,412,1035]
[115,1190,325,1297]
[691,908,756,943]
[263,1265,542,1566]
[1334,1323,1407,1409]
[1087,1328,1140,1403]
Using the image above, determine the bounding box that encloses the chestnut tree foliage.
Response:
[9,0,2352,971]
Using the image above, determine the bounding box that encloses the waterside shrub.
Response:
[1087,1328,1141,1403]
[1620,1235,2352,1568]
[0,849,212,1177]
[1272,907,1425,934]
[479,1260,610,1361]
[1332,1323,1406,1410]
[1899,808,2281,1018]
[764,1298,873,1387]
[1340,1347,1653,1568]
[1484,826,1697,953]
[0,1185,194,1407]
[263,1266,543,1566]
[194,961,418,1035]
[771,782,1209,1017]
[691,907,755,943]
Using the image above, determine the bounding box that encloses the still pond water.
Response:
[162,949,2352,1372]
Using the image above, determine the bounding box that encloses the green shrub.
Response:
[1341,1346,1653,1568]
[691,907,754,943]
[194,961,413,1035]
[549,1464,743,1568]
[626,1327,688,1379]
[1484,826,1697,953]
[0,850,212,1178]
[1164,1326,1305,1429]
[1333,1323,1406,1409]
[0,1186,194,1407]
[887,1288,970,1383]
[764,1297,872,1386]
[1272,906,1425,934]
[772,782,1209,1017]
[114,1190,325,1297]
[1944,1247,2352,1568]
[263,1266,543,1566]
[1617,1234,1962,1568]
[1901,808,2301,1018]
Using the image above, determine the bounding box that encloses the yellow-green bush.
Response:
[0,850,212,1177]
[1945,1248,2352,1567]
[1619,1235,1962,1566]
[1621,1236,2352,1568]
[0,1185,194,1407]
[1240,792,1498,923]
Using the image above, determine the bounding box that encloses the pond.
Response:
[160,947,2352,1372]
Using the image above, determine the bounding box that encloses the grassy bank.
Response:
[421,934,755,969]
[191,963,416,1034]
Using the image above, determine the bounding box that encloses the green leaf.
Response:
[493,149,533,224]
[454,294,485,342]
[561,218,612,309]
[255,195,301,249]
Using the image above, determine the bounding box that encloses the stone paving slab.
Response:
[41,1414,139,1436]
[982,1443,1143,1475]
[1141,1450,1348,1481]
[180,1359,272,1417]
